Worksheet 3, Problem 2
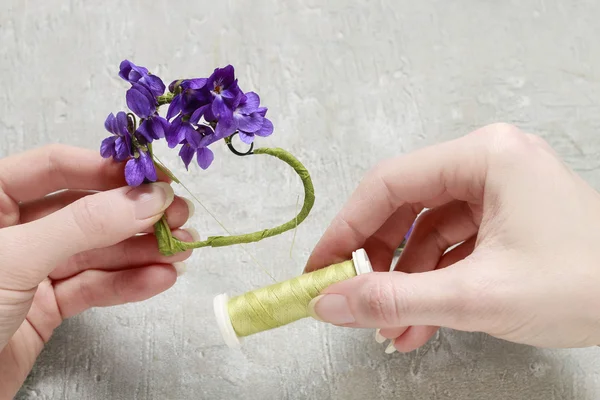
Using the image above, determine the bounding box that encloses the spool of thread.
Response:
[213,248,373,348]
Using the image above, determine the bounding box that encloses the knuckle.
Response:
[481,123,530,156]
[484,123,529,153]
[44,143,69,153]
[469,123,544,169]
[44,144,70,186]
[482,122,522,137]
[71,196,110,236]
[362,277,403,325]
[367,158,396,187]
[44,143,69,156]
[65,252,90,275]
[0,190,19,228]
[362,158,402,209]
[370,158,392,177]
[77,276,97,311]
[44,143,67,170]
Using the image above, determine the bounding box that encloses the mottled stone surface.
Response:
[2,0,600,398]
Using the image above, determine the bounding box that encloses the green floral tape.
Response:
[154,146,315,256]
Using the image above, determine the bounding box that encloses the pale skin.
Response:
[306,123,600,353]
[0,145,197,399]
[2,123,599,397]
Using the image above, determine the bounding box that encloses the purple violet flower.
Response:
[100,112,132,162]
[205,65,241,124]
[233,93,274,144]
[104,61,276,177]
[178,125,216,170]
[166,116,197,148]
[124,149,157,187]
[119,60,148,82]
[119,60,166,97]
[126,83,158,119]
[166,78,210,120]
[136,115,169,143]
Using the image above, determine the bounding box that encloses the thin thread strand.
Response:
[177,147,315,250]
[153,154,276,282]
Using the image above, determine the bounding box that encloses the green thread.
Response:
[228,259,356,337]
[154,146,315,256]
[153,155,180,184]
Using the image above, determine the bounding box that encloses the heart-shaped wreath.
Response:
[101,61,314,256]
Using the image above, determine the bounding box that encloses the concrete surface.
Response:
[2,0,600,399]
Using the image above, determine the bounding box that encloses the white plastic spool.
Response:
[213,248,373,349]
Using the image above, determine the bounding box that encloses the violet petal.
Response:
[221,88,238,100]
[239,92,260,114]
[179,145,195,170]
[152,116,168,139]
[100,136,117,158]
[104,113,116,134]
[235,112,264,133]
[140,152,157,182]
[140,74,166,97]
[166,119,187,148]
[115,112,130,136]
[185,127,203,149]
[203,104,217,122]
[114,137,131,161]
[185,78,208,90]
[197,147,214,169]
[197,124,215,136]
[215,65,235,86]
[136,119,155,142]
[238,131,254,144]
[119,60,148,83]
[256,107,268,117]
[189,104,209,124]
[255,118,274,137]
[126,85,155,119]
[198,133,219,148]
[211,95,230,120]
[214,116,236,139]
[125,158,145,187]
[166,94,182,120]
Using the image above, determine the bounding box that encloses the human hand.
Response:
[306,123,600,353]
[0,145,197,398]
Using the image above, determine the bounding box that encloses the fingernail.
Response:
[375,329,386,344]
[183,227,201,242]
[307,294,355,325]
[173,262,187,276]
[129,182,175,220]
[385,340,397,354]
[182,197,195,218]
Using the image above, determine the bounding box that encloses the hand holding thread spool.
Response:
[213,248,373,348]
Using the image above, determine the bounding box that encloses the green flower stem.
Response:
[152,147,315,256]
[157,92,175,106]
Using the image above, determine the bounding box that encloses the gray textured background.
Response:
[2,0,600,399]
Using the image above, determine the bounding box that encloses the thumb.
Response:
[0,182,174,289]
[308,265,479,331]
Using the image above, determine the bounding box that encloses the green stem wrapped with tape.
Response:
[152,145,315,256]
